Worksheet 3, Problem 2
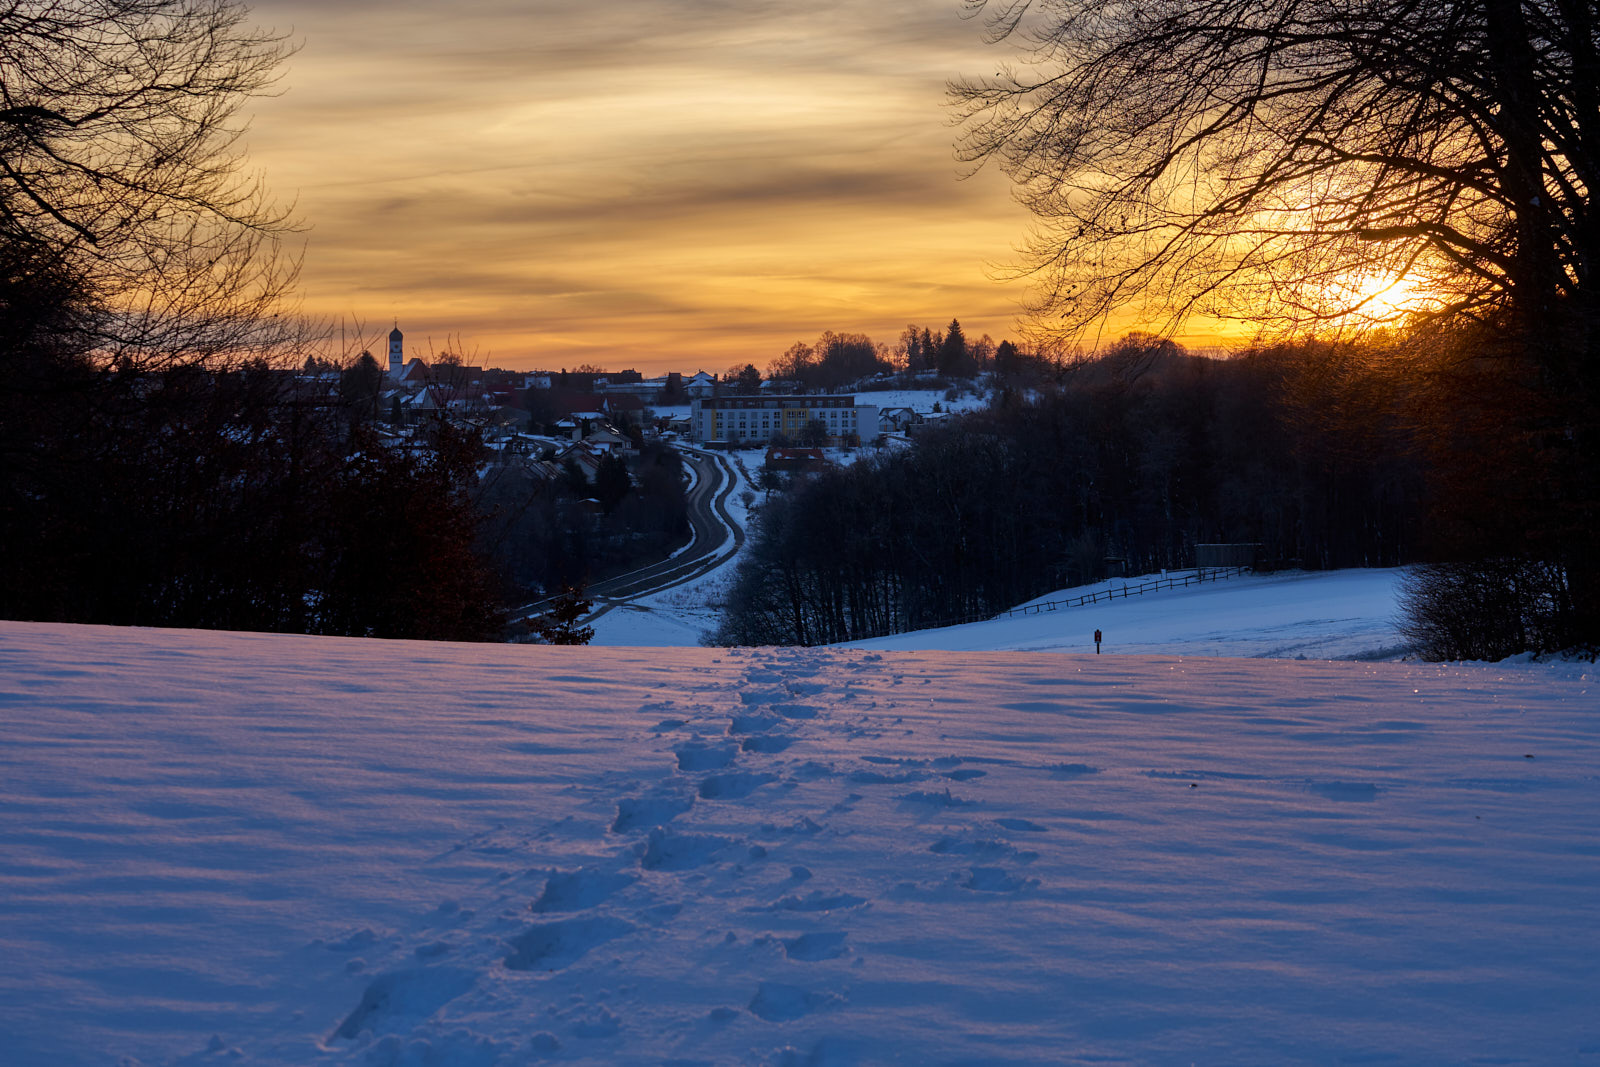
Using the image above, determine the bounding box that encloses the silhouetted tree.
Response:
[560,458,589,497]
[594,453,631,514]
[768,332,892,390]
[938,319,969,376]
[661,371,686,402]
[340,352,385,427]
[529,586,595,645]
[797,419,829,447]
[955,0,1600,354]
[993,339,1020,377]
[0,1,518,637]
[2,0,300,372]
[956,1,1600,652]
[728,363,762,393]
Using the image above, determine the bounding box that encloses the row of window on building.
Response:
[689,395,880,444]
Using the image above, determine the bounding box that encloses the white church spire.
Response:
[387,323,403,376]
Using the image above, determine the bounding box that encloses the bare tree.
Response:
[956,1,1600,653]
[953,0,1600,369]
[1,0,301,369]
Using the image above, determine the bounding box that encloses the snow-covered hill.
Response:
[851,568,1409,660]
[1,621,1594,1065]
[595,566,1407,655]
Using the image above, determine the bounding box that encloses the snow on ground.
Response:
[2,621,1596,1065]
[588,569,731,647]
[851,387,989,413]
[852,569,1410,660]
[596,566,1408,656]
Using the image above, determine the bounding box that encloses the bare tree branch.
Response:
[954,0,1599,353]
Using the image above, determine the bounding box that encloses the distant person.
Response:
[1094,628,1102,654]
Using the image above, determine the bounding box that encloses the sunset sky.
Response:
[243,0,1056,374]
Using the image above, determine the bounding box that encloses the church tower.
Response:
[387,324,403,376]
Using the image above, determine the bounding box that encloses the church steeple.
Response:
[387,323,403,375]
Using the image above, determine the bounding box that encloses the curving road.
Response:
[517,446,745,624]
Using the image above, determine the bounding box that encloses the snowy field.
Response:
[852,569,1410,661]
[590,565,736,647]
[2,621,1596,1065]
[595,567,1408,655]
[848,387,989,414]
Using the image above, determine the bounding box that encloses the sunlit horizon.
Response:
[245,0,1046,374]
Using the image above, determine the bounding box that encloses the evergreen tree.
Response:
[938,319,969,377]
[994,340,1019,377]
[530,585,595,645]
[594,453,631,514]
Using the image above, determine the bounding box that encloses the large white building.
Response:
[690,394,879,445]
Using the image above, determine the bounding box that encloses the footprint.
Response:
[612,795,694,834]
[532,868,638,912]
[896,789,977,809]
[730,714,782,734]
[762,890,867,913]
[699,772,778,800]
[929,837,1024,861]
[741,735,794,754]
[674,743,738,772]
[964,867,1031,893]
[1048,763,1100,778]
[640,828,737,871]
[748,982,845,1022]
[329,967,477,1040]
[770,703,818,720]
[783,931,848,961]
[504,917,633,971]
[848,768,930,785]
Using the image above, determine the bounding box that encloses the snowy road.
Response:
[516,447,745,627]
[584,448,743,608]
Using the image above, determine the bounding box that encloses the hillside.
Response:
[595,566,1407,655]
[1,622,1595,1065]
[851,568,1409,659]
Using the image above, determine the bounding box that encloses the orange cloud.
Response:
[246,1,1203,371]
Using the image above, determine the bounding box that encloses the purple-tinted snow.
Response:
[0,621,1594,1065]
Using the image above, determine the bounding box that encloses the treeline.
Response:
[758,320,1010,392]
[2,240,689,642]
[0,240,503,640]
[712,336,1429,646]
[3,265,690,637]
[2,341,505,640]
